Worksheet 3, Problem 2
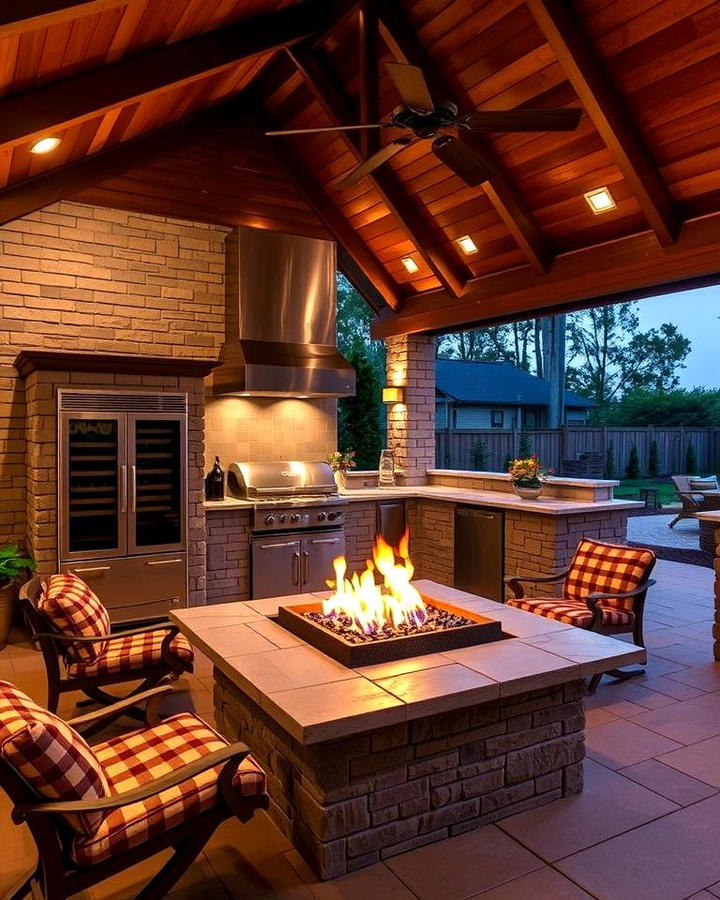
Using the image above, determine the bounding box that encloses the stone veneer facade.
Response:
[215,667,585,879]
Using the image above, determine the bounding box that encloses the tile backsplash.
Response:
[204,394,337,470]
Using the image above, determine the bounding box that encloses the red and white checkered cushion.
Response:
[38,574,111,663]
[66,630,193,678]
[71,713,266,866]
[507,596,634,628]
[564,539,655,611]
[0,681,110,836]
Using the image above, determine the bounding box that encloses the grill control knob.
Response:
[278,514,286,523]
[264,515,276,525]
[317,512,326,522]
[290,513,302,524]
[328,511,340,521]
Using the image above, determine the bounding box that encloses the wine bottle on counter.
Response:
[205,456,225,501]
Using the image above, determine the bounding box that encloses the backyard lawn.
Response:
[613,478,679,505]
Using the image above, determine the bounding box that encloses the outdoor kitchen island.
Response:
[171,581,645,880]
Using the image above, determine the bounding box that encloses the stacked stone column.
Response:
[385,334,435,485]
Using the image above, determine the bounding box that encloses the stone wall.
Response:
[215,668,585,879]
[205,508,251,605]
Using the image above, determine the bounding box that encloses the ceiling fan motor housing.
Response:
[392,101,459,138]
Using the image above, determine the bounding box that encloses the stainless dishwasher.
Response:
[453,505,504,602]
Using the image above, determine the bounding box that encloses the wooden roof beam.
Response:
[286,42,468,298]
[0,1,129,39]
[252,117,401,312]
[0,0,346,154]
[526,0,680,247]
[378,3,552,274]
[371,210,720,339]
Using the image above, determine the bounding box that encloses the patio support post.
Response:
[385,334,435,485]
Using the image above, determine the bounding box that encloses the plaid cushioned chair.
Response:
[20,575,193,732]
[0,680,268,900]
[504,538,656,693]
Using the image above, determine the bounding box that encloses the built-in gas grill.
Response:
[227,461,347,599]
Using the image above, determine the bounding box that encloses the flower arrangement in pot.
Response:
[0,543,36,648]
[327,450,356,490]
[507,454,554,500]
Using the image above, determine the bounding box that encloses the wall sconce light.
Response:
[382,386,405,404]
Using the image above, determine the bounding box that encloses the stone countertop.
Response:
[204,486,640,515]
[171,581,645,745]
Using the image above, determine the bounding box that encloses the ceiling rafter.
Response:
[0,0,129,39]
[0,104,237,226]
[371,210,720,340]
[251,115,401,312]
[285,41,469,299]
[377,3,553,274]
[358,0,380,160]
[526,0,680,247]
[0,0,343,155]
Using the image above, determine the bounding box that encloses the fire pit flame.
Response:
[323,529,427,636]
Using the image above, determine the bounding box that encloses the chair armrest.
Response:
[14,742,252,820]
[585,579,656,609]
[504,569,569,599]
[67,683,173,731]
[32,622,179,645]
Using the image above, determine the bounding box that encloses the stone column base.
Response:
[214,668,586,880]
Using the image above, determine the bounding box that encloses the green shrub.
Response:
[626,445,641,480]
[503,454,513,473]
[686,441,698,475]
[469,439,489,472]
[648,440,660,478]
[605,439,615,478]
[518,430,532,458]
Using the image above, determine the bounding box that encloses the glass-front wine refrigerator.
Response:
[58,390,188,622]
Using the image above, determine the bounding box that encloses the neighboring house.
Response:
[436,359,595,430]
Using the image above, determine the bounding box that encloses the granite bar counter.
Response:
[171,581,644,879]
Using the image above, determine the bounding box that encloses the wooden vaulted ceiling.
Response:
[2,0,720,335]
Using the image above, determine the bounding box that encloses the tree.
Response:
[598,388,720,427]
[566,302,690,407]
[336,273,385,382]
[648,440,660,478]
[469,439,489,471]
[605,438,616,478]
[686,441,698,476]
[518,430,532,458]
[338,346,383,470]
[437,319,537,372]
[626,445,641,479]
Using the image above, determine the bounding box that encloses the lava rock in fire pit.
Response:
[304,605,477,644]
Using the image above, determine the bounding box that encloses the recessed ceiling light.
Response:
[30,136,62,155]
[584,186,616,214]
[401,256,419,273]
[456,234,478,255]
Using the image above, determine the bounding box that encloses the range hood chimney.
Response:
[212,227,356,398]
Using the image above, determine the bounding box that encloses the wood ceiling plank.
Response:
[0,0,339,154]
[371,209,720,340]
[0,0,129,40]
[527,0,680,246]
[377,2,552,273]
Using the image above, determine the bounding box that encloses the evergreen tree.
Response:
[605,438,615,478]
[686,441,698,475]
[503,454,513,473]
[338,346,383,470]
[518,430,532,458]
[648,440,660,478]
[626,445,641,480]
[469,439,489,471]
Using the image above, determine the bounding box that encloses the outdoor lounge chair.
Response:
[504,538,656,693]
[20,574,193,732]
[0,679,268,900]
[669,475,720,528]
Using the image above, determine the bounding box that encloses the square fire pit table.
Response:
[171,580,645,880]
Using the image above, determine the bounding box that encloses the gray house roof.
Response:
[436,359,595,408]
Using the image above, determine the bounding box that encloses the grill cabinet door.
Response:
[301,531,345,593]
[251,537,302,601]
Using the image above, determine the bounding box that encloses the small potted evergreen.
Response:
[0,543,36,648]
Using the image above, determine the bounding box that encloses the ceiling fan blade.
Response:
[385,63,434,110]
[331,138,414,188]
[266,123,386,136]
[432,135,496,186]
[463,108,582,133]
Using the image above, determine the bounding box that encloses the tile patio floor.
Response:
[1,558,719,899]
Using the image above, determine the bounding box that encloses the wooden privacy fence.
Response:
[435,427,720,476]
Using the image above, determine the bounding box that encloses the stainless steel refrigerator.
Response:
[58,390,188,622]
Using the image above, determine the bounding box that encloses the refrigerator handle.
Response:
[120,465,127,514]
[292,551,300,586]
[302,550,310,585]
[130,465,137,513]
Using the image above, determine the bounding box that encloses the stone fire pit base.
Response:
[214,667,585,880]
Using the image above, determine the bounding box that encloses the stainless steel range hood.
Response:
[212,227,356,398]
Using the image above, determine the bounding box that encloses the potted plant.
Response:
[327,450,357,491]
[0,543,36,648]
[508,454,553,500]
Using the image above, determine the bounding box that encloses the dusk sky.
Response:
[632,286,719,389]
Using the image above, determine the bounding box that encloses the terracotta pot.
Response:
[513,484,543,500]
[0,579,18,649]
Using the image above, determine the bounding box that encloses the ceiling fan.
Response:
[266,63,582,189]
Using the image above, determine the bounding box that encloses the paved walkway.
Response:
[628,513,700,550]
[1,559,719,899]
